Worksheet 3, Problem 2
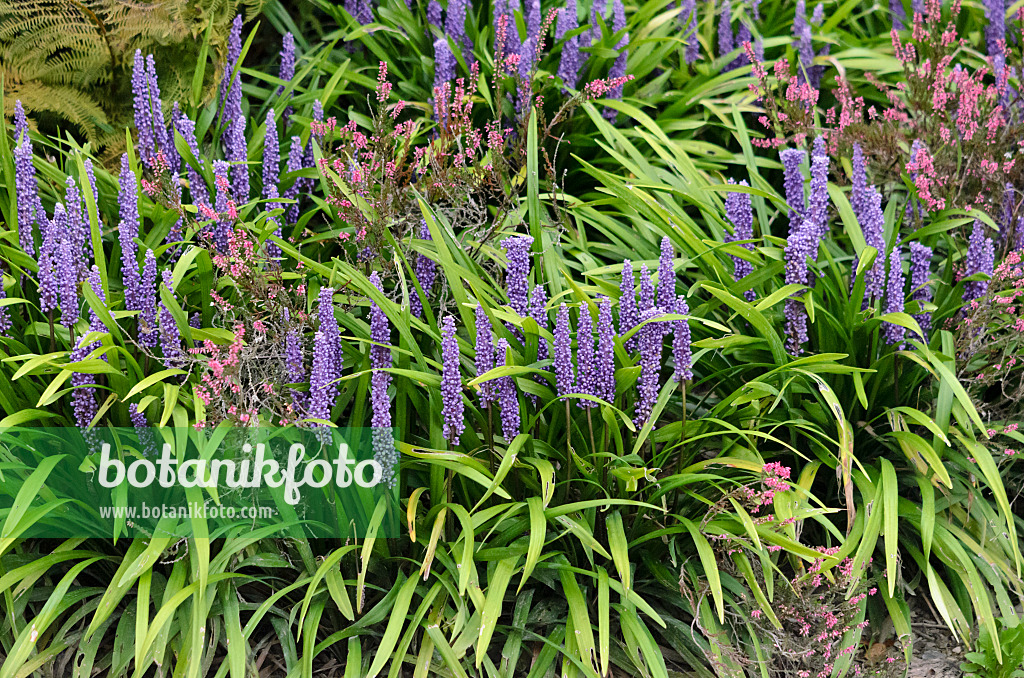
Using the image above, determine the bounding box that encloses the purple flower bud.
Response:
[221,15,243,103]
[190,313,202,329]
[64,176,88,279]
[145,55,169,167]
[495,338,521,439]
[14,100,28,143]
[963,220,995,301]
[346,0,374,24]
[596,296,616,403]
[475,303,496,405]
[725,180,756,300]
[529,283,549,360]
[619,259,638,349]
[673,296,693,381]
[411,222,438,318]
[554,304,575,397]
[212,159,232,251]
[441,315,465,444]
[882,244,906,347]
[434,38,457,107]
[503,235,534,316]
[130,402,157,456]
[227,117,249,205]
[634,307,663,426]
[909,241,933,338]
[176,117,210,208]
[277,32,296,121]
[309,330,336,425]
[576,302,596,408]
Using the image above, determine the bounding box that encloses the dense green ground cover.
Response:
[0,0,1023,675]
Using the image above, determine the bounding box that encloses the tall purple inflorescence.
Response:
[856,186,887,305]
[680,0,700,63]
[602,0,628,119]
[909,241,933,339]
[657,237,675,313]
[806,140,830,239]
[495,339,520,439]
[963,220,996,301]
[446,0,474,65]
[140,249,159,347]
[277,32,296,122]
[596,297,616,402]
[475,304,496,405]
[983,0,1005,58]
[619,260,639,349]
[634,307,663,426]
[263,110,283,257]
[159,270,182,369]
[639,264,655,313]
[557,0,582,90]
[283,136,305,223]
[784,223,817,353]
[526,0,542,44]
[221,16,249,204]
[145,55,169,163]
[176,117,210,208]
[882,244,906,347]
[576,303,596,408]
[14,126,45,257]
[554,304,575,397]
[850,143,869,222]
[132,50,157,166]
[718,0,734,58]
[428,0,443,28]
[38,205,65,316]
[212,160,232,251]
[503,235,534,316]
[285,326,306,414]
[310,288,341,426]
[780,148,807,229]
[673,296,693,381]
[369,273,397,487]
[56,234,79,327]
[440,315,465,444]
[70,268,107,431]
[725,180,756,300]
[411,222,438,318]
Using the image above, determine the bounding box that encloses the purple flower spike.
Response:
[140,249,159,347]
[576,303,596,408]
[807,142,830,238]
[446,0,474,66]
[596,296,616,403]
[984,0,1005,57]
[159,271,182,369]
[309,330,336,426]
[784,223,817,353]
[14,100,28,142]
[495,339,521,439]
[639,264,655,313]
[283,135,305,224]
[14,134,44,257]
[680,0,699,64]
[176,117,210,208]
[475,304,496,405]
[428,0,443,28]
[132,50,156,166]
[882,244,906,347]
[263,109,281,208]
[529,283,549,360]
[285,327,306,414]
[673,296,693,382]
[38,205,66,316]
[411,222,438,318]
[0,262,11,334]
[780,148,807,229]
[64,176,88,279]
[619,259,639,349]
[850,144,869,222]
[554,304,575,397]
[119,154,142,312]
[718,0,734,58]
[909,242,933,339]
[56,236,79,327]
[556,0,582,89]
[278,32,296,121]
[857,187,887,305]
[503,235,534,317]
[526,0,541,44]
[433,38,457,105]
[725,180,756,300]
[657,237,675,312]
[634,307,663,426]
[441,315,465,444]
[963,220,995,301]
